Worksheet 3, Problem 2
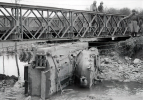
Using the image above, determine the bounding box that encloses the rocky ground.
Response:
[0,86,25,100]
[99,52,143,83]
[0,78,25,100]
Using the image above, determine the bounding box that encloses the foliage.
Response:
[119,8,131,15]
[115,36,143,57]
[106,8,120,14]
[138,10,143,16]
[105,7,143,16]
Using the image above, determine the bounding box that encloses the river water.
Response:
[0,55,26,82]
[50,81,143,100]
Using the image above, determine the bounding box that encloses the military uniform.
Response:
[129,14,139,36]
[90,1,98,11]
[97,2,104,32]
[120,10,140,37]
[90,1,98,27]
[98,5,103,13]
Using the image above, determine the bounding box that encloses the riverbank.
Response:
[1,80,143,100]
[100,52,143,83]
[97,36,143,83]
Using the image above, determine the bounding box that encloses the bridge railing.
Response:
[0,2,142,40]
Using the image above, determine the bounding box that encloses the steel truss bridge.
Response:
[0,2,142,41]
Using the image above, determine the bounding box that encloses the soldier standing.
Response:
[119,9,140,37]
[90,1,98,27]
[98,1,104,13]
[97,2,104,33]
[90,1,98,12]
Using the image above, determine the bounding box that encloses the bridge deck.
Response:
[0,35,131,55]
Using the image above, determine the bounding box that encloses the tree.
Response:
[138,10,143,16]
[119,8,131,15]
[15,42,20,78]
[106,8,119,14]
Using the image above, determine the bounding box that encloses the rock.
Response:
[133,58,141,64]
[87,95,96,99]
[104,58,111,64]
[5,97,17,100]
[24,96,31,100]
[109,52,116,57]
[100,55,143,82]
[87,94,113,100]
[125,56,131,60]
[117,60,122,64]
[123,79,130,82]
[119,66,123,70]
[100,58,105,63]
[6,79,15,86]
[1,87,5,92]
[13,77,23,91]
[112,62,118,65]
[100,63,106,67]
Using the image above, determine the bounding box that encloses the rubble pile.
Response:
[0,74,18,87]
[100,53,143,83]
[0,77,25,100]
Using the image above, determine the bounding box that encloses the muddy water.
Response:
[50,81,143,100]
[0,55,26,82]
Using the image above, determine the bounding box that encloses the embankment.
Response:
[99,36,143,83]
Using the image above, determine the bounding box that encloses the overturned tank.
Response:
[75,48,100,88]
[19,41,100,99]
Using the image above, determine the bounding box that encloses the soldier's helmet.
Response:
[100,1,103,4]
[132,9,136,13]
[93,1,97,4]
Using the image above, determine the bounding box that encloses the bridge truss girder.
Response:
[0,2,142,40]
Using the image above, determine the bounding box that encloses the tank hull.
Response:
[23,42,88,99]
[75,48,100,88]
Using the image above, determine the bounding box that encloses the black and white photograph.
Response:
[0,0,143,100]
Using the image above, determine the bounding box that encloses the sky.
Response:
[0,0,143,11]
